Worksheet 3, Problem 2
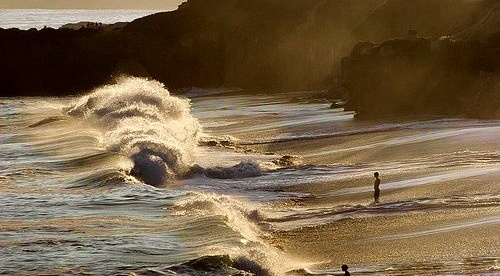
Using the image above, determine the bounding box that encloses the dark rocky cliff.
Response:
[1,0,387,96]
[0,0,498,118]
[342,34,499,118]
[123,0,389,90]
[341,1,499,119]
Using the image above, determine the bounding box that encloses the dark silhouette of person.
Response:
[374,172,380,203]
[341,264,350,275]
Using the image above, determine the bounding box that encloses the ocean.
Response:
[0,9,161,30]
[1,10,500,276]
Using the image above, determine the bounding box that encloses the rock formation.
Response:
[341,1,499,119]
[342,33,499,118]
[0,0,498,118]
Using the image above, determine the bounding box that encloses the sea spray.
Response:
[65,76,202,186]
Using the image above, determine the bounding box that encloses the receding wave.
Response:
[65,76,202,186]
[265,193,500,230]
[238,119,499,145]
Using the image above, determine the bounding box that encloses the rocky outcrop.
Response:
[0,27,121,96]
[339,1,500,119]
[0,0,498,98]
[0,0,385,96]
[110,0,390,90]
[342,31,499,118]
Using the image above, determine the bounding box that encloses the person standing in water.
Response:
[341,264,350,275]
[373,172,381,203]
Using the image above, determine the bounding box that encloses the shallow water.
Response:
[1,77,499,275]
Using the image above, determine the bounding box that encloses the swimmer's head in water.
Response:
[341,264,349,271]
[374,172,379,177]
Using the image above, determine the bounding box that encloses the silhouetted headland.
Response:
[0,0,498,118]
[342,32,499,119]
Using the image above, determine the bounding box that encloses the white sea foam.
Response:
[203,161,265,179]
[65,76,202,186]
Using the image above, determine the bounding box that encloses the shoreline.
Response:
[269,207,500,268]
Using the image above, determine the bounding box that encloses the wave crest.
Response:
[65,76,202,186]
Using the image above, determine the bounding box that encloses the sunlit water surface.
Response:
[1,78,499,275]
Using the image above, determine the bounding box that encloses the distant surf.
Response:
[0,9,161,30]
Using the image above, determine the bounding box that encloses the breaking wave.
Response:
[65,76,202,186]
[168,192,305,275]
